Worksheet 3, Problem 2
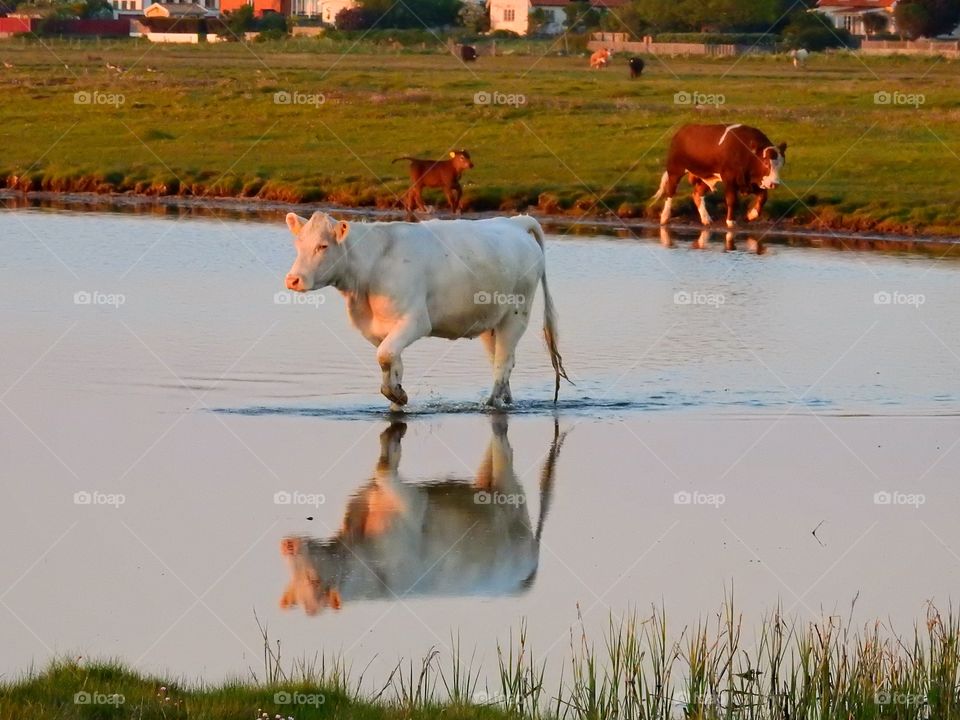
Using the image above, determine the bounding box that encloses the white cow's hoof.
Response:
[381,384,408,407]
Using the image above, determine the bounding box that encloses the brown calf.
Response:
[393,149,474,215]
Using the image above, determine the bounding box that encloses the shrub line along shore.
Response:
[2,42,959,239]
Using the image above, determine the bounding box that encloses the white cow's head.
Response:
[759,143,788,190]
[279,536,342,615]
[284,211,349,292]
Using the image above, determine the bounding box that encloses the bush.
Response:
[782,11,855,50]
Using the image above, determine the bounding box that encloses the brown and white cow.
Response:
[590,48,612,69]
[650,123,787,228]
[278,417,567,614]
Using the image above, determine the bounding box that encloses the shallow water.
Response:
[1,208,959,687]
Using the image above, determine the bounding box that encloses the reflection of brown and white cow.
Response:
[650,123,787,228]
[278,418,567,615]
[590,48,612,69]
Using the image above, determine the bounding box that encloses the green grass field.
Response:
[1,37,959,235]
[4,601,960,719]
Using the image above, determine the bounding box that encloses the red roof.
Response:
[817,0,895,8]
[532,0,626,6]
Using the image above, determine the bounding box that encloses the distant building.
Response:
[488,0,625,35]
[288,0,355,22]
[219,0,290,16]
[114,0,218,17]
[816,0,897,37]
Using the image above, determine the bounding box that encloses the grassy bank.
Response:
[4,600,960,719]
[1,38,959,235]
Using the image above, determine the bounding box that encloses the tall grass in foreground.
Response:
[3,598,959,719]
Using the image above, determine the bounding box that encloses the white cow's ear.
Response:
[335,220,350,243]
[286,213,307,236]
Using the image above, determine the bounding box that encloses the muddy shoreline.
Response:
[3,189,959,255]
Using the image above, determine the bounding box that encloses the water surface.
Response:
[1,208,959,687]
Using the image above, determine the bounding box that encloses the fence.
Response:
[861,38,960,58]
[589,32,769,57]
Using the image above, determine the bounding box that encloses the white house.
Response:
[288,0,355,22]
[488,0,624,36]
[816,0,897,37]
[114,0,217,17]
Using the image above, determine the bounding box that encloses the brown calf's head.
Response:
[449,149,474,172]
[758,142,788,190]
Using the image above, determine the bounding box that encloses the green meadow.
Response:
[1,37,959,235]
[3,601,960,719]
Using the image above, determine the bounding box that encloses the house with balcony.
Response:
[816,0,897,37]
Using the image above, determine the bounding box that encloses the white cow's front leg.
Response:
[376,313,429,409]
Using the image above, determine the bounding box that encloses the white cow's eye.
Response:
[314,244,327,255]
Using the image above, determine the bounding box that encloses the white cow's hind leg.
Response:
[486,310,530,407]
[376,313,430,409]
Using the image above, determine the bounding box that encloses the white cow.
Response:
[283,213,570,409]
[279,417,567,614]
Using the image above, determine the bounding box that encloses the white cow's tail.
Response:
[648,171,669,207]
[512,215,572,403]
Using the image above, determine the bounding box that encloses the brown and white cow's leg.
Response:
[747,189,767,222]
[376,312,430,409]
[690,176,713,226]
[658,172,683,226]
[487,310,530,407]
[724,183,739,228]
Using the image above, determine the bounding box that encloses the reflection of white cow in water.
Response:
[279,418,567,614]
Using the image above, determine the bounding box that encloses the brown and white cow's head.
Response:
[284,211,349,293]
[758,143,788,190]
[279,536,342,615]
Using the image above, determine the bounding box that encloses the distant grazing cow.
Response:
[283,213,570,408]
[392,149,474,214]
[791,48,809,68]
[460,44,478,62]
[650,123,787,228]
[628,56,645,78]
[590,48,612,69]
[278,418,567,614]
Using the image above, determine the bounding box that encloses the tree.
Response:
[894,0,960,38]
[782,10,854,50]
[564,0,600,32]
[527,7,550,34]
[224,4,255,34]
[862,11,889,35]
[334,5,372,28]
[456,0,489,32]
[352,0,461,28]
